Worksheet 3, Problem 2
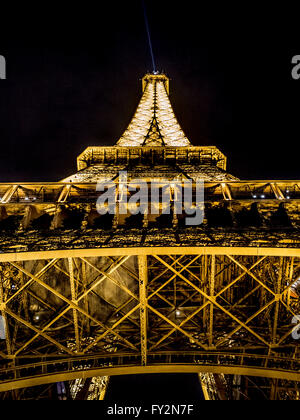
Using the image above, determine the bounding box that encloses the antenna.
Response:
[142,0,157,74]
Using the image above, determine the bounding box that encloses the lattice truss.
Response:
[117,77,190,147]
[199,373,300,400]
[0,252,299,394]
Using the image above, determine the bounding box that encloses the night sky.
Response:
[0,2,299,183]
[0,2,299,401]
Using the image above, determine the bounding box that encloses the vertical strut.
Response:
[0,268,11,356]
[138,255,148,366]
[81,260,90,337]
[68,258,80,352]
[209,255,216,348]
[273,257,284,344]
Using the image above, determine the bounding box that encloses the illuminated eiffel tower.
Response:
[0,73,299,400]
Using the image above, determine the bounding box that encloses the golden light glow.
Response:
[117,74,191,147]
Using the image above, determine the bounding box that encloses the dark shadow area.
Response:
[235,203,262,227]
[90,213,114,230]
[125,213,144,229]
[206,204,233,227]
[62,210,84,230]
[105,374,204,401]
[30,213,52,230]
[0,216,21,232]
[270,204,292,228]
[152,213,173,229]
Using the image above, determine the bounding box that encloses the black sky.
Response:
[105,373,204,401]
[0,2,299,182]
[0,1,299,402]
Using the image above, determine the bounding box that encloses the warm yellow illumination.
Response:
[117,74,190,147]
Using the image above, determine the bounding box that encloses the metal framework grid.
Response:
[0,247,299,397]
[0,73,299,400]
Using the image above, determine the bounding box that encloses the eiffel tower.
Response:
[0,73,299,400]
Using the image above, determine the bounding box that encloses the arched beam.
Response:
[0,364,300,393]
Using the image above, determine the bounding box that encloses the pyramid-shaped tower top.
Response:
[116,73,191,147]
[69,73,234,182]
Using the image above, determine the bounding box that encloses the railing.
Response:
[0,351,299,385]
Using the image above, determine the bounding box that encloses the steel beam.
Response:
[1,364,300,393]
[1,247,300,264]
[68,258,80,352]
[138,255,148,366]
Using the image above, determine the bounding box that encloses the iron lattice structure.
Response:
[0,74,299,400]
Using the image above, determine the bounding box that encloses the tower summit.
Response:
[65,73,235,183]
[117,73,190,147]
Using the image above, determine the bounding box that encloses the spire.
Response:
[116,73,191,147]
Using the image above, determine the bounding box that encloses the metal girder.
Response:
[82,304,140,354]
[209,255,215,348]
[0,249,299,398]
[226,255,276,296]
[13,307,71,357]
[6,259,138,354]
[154,255,270,347]
[272,257,284,344]
[0,185,19,204]
[149,256,268,351]
[138,255,148,366]
[0,363,300,394]
[4,307,74,355]
[0,272,11,356]
[79,256,133,301]
[68,258,80,352]
[6,258,59,305]
[57,185,72,203]
[1,246,300,264]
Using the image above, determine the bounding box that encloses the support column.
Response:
[209,255,215,348]
[81,205,91,230]
[81,260,90,337]
[138,255,148,366]
[68,258,80,352]
[273,257,283,344]
[270,379,278,400]
[0,266,12,356]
